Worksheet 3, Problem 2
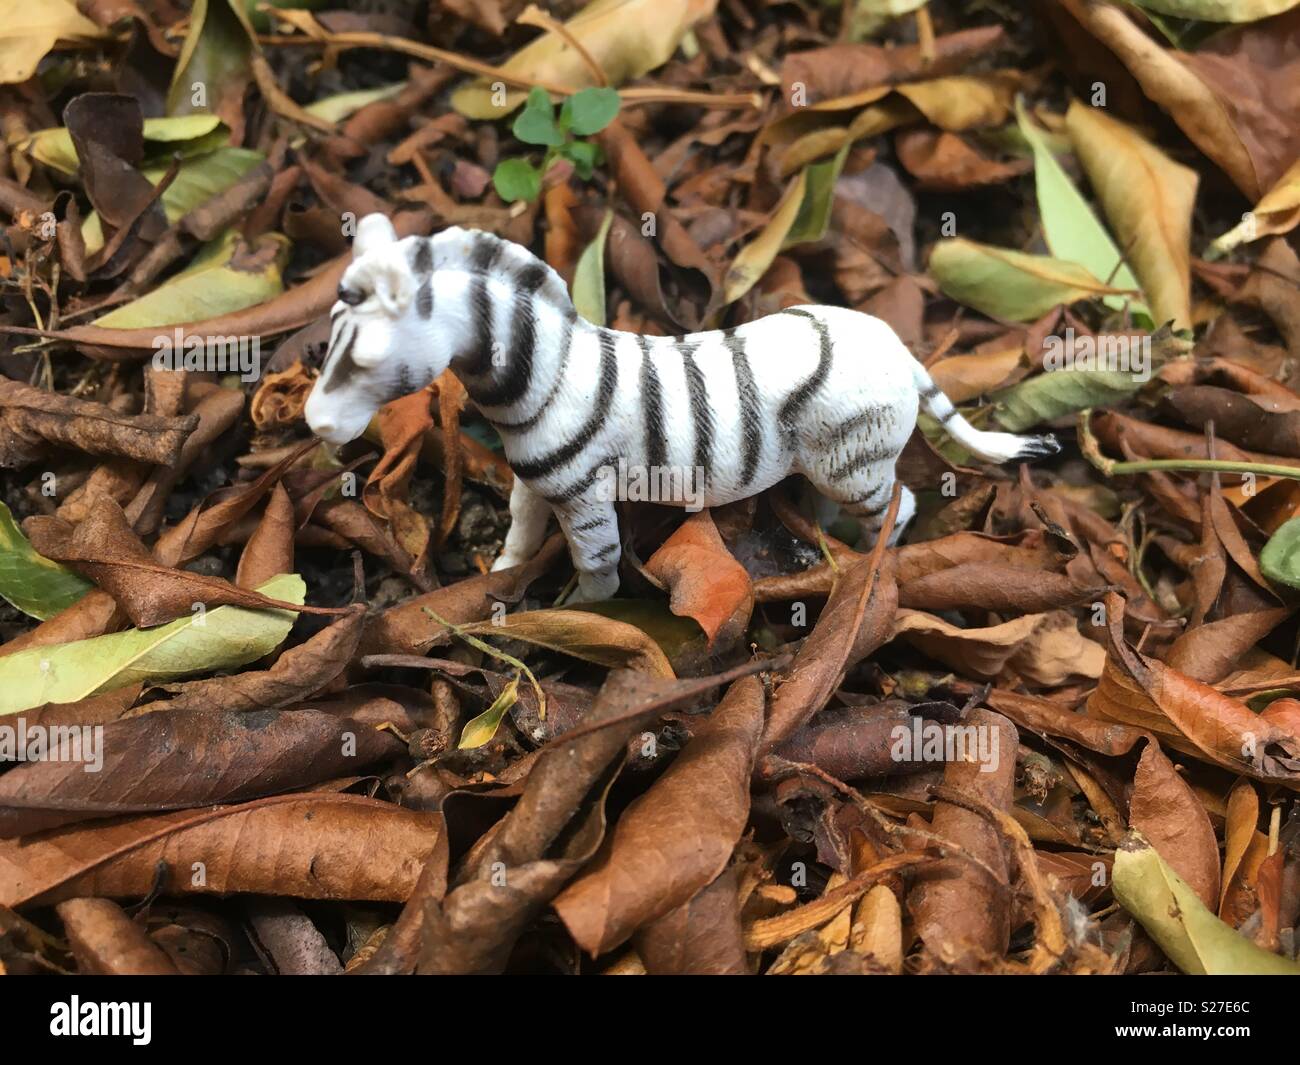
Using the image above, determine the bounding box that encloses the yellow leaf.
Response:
[723,170,807,305]
[451,0,717,119]
[0,0,107,84]
[1065,101,1197,331]
[1208,155,1300,258]
[893,71,1025,131]
[1114,833,1300,975]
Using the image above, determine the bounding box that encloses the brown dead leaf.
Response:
[644,509,753,649]
[0,380,195,469]
[56,897,180,975]
[553,674,763,955]
[0,792,441,908]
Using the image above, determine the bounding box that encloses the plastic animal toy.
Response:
[304,214,1058,601]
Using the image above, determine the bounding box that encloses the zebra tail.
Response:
[910,361,1060,465]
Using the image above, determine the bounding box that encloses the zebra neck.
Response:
[457,288,598,417]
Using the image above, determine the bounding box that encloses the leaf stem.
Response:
[421,606,547,720]
[1077,409,1300,481]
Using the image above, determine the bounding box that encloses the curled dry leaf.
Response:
[761,547,898,753]
[0,792,442,908]
[1090,592,1300,781]
[55,897,180,976]
[644,509,753,649]
[634,865,748,975]
[24,496,334,627]
[907,708,1019,971]
[1128,743,1221,909]
[0,380,196,470]
[0,703,401,836]
[553,675,764,955]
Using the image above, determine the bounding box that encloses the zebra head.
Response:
[304,213,444,446]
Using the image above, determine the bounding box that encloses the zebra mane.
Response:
[423,227,575,316]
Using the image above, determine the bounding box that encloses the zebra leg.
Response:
[554,496,621,602]
[805,456,915,546]
[491,477,553,570]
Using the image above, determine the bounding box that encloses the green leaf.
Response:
[991,368,1147,433]
[562,87,620,136]
[0,573,304,716]
[1014,98,1148,322]
[784,141,851,248]
[492,157,542,203]
[1260,516,1300,589]
[0,502,91,620]
[166,0,252,121]
[17,114,227,175]
[1113,833,1300,975]
[1126,0,1300,23]
[458,673,521,749]
[928,238,1134,322]
[559,138,600,179]
[92,229,289,328]
[571,209,614,325]
[512,87,564,147]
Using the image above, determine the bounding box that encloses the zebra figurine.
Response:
[304,214,1058,602]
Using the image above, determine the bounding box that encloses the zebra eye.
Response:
[338,283,366,306]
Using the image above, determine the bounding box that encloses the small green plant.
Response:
[492,86,621,204]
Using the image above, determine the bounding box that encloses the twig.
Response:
[260,17,760,110]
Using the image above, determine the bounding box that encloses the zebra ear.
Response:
[353,213,397,257]
[356,254,413,320]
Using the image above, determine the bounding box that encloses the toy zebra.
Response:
[304,214,1058,602]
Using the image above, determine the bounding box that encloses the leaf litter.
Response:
[0,0,1297,979]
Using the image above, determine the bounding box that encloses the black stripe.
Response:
[473,267,545,408]
[573,515,610,532]
[321,324,358,394]
[678,340,712,487]
[492,312,576,433]
[638,336,666,468]
[828,441,895,481]
[919,382,940,402]
[592,541,620,561]
[410,238,432,275]
[513,330,618,480]
[725,331,763,486]
[416,277,433,319]
[541,454,616,506]
[824,407,884,443]
[940,407,959,424]
[461,238,503,377]
[778,309,834,443]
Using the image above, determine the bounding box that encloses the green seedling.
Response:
[493,86,621,203]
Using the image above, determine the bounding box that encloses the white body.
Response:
[304,215,1056,601]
